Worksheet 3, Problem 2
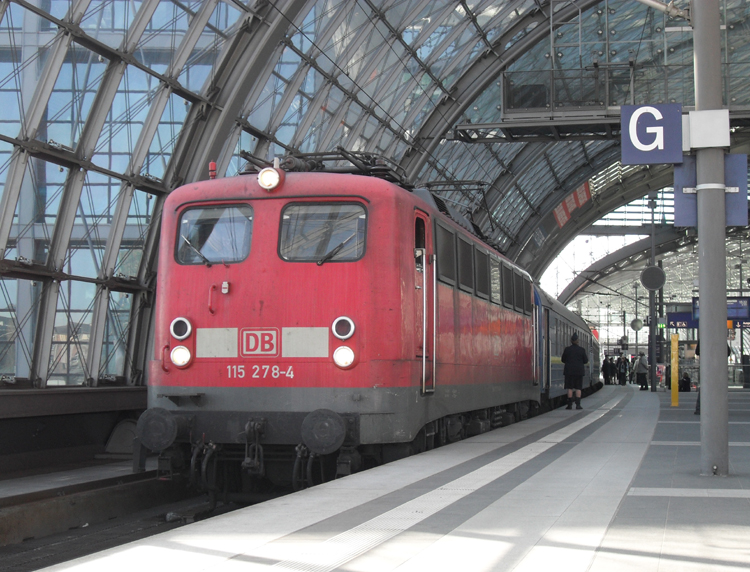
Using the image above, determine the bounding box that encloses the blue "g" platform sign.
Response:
[621,104,683,165]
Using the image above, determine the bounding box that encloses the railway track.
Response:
[0,494,230,572]
[0,469,221,571]
[0,465,291,571]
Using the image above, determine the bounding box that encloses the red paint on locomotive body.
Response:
[143,169,541,455]
[150,171,532,394]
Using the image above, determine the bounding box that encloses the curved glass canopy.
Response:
[0,0,748,387]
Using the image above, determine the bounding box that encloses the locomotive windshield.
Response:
[279,203,366,263]
[176,205,254,265]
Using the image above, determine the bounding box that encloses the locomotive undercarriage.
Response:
[144,399,540,498]
[138,383,601,503]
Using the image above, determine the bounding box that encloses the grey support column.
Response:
[649,193,657,392]
[693,0,729,476]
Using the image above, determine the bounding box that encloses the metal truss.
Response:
[512,130,750,281]
[0,0,220,386]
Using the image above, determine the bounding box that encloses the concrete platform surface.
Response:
[37,385,750,571]
[0,458,157,500]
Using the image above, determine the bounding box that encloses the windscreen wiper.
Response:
[181,235,212,267]
[317,232,357,266]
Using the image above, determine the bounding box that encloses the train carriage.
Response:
[136,156,598,494]
[535,288,601,404]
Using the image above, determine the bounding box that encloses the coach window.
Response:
[176,205,254,265]
[502,263,514,309]
[457,237,474,293]
[553,318,558,355]
[279,203,366,262]
[474,249,489,299]
[490,258,501,305]
[553,319,559,355]
[436,223,456,284]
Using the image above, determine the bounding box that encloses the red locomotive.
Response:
[136,154,599,497]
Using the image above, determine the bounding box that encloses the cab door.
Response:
[414,212,435,393]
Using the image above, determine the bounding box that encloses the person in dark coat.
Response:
[617,356,628,386]
[603,356,611,385]
[635,352,649,390]
[679,372,691,392]
[561,332,589,410]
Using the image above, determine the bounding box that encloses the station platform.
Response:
[0,459,156,501]
[39,385,750,572]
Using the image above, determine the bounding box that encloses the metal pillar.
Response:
[694,0,729,477]
[649,194,657,391]
[658,260,664,318]
[607,305,611,357]
[740,240,745,357]
[634,283,639,356]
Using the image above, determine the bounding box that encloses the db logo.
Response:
[240,328,279,357]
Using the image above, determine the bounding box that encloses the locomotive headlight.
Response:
[170,346,192,368]
[332,316,355,340]
[332,346,355,368]
[258,167,282,191]
[170,317,192,340]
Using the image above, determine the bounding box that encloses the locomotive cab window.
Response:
[279,203,366,263]
[415,217,425,272]
[176,205,254,266]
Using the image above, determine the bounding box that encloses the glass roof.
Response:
[0,0,749,388]
[552,227,750,357]
[545,184,749,355]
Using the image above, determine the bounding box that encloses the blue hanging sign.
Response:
[674,154,748,227]
[667,312,698,329]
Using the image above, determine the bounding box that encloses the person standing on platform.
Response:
[561,332,588,410]
[635,351,649,390]
[680,372,691,392]
[617,356,628,386]
[603,356,612,385]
